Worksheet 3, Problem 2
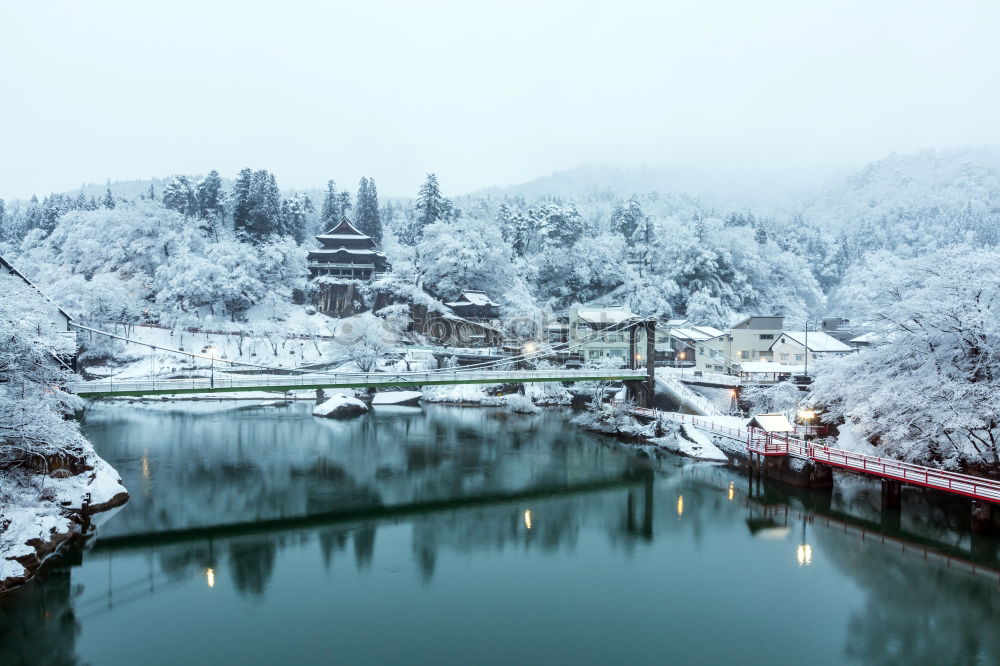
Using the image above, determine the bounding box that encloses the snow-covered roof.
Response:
[746,413,795,432]
[771,331,853,353]
[666,318,689,327]
[849,332,878,344]
[575,306,637,325]
[738,361,803,374]
[316,218,370,240]
[446,290,500,307]
[309,248,386,256]
[667,326,723,341]
[0,255,73,324]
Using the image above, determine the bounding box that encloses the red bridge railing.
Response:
[613,402,1000,505]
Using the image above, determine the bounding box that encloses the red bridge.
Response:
[622,405,1000,506]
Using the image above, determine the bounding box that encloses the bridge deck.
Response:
[71,368,647,398]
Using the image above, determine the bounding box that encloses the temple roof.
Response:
[316,218,371,242]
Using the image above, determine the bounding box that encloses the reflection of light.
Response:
[141,453,150,480]
[676,495,684,517]
[727,481,734,501]
[796,544,813,566]
[206,567,216,587]
[523,509,532,529]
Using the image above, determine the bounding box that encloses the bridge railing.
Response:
[71,367,647,395]
[811,445,1000,502]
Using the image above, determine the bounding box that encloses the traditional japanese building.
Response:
[308,219,389,281]
[445,290,501,321]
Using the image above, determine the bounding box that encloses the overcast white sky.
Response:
[2,0,999,199]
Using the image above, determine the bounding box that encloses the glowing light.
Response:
[798,409,816,421]
[524,343,536,355]
[730,390,737,398]
[796,544,813,566]
[727,481,734,501]
[676,495,684,517]
[678,352,685,360]
[523,509,533,529]
[141,453,150,480]
[206,567,216,587]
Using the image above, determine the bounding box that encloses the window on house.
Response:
[610,349,623,358]
[588,350,602,359]
[780,353,789,361]
[795,354,804,361]
[739,350,751,360]
[759,334,774,340]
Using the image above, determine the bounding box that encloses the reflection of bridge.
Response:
[91,469,652,552]
[71,368,646,398]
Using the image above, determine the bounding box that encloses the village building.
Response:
[569,305,646,364]
[659,322,725,366]
[444,290,501,321]
[695,316,785,374]
[768,330,853,365]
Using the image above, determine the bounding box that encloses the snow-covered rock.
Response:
[504,394,541,414]
[313,394,369,418]
[372,390,422,406]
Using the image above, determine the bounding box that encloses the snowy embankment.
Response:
[573,405,727,462]
[1,448,128,593]
[653,370,723,416]
[80,309,407,382]
[421,381,571,408]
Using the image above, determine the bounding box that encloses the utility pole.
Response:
[804,319,809,379]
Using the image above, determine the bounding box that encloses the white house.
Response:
[696,316,785,373]
[768,330,853,365]
[569,305,642,364]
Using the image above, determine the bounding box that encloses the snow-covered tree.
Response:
[415,216,516,301]
[354,177,383,246]
[320,180,341,228]
[811,248,1000,473]
[0,273,86,469]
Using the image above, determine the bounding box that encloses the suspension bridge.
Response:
[66,321,652,399]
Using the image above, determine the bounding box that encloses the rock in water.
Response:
[313,394,369,418]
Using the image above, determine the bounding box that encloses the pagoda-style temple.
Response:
[445,290,501,321]
[308,219,389,281]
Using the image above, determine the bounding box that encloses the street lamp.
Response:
[676,350,685,369]
[205,346,217,388]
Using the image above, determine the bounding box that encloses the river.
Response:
[2,401,1000,665]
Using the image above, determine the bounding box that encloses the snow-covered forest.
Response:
[3,147,997,339]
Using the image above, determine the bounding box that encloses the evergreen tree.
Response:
[609,199,644,237]
[414,173,451,235]
[336,190,352,220]
[354,177,383,246]
[148,183,155,201]
[754,223,769,245]
[320,180,341,228]
[231,168,254,234]
[162,176,196,216]
[195,170,225,220]
[102,183,116,209]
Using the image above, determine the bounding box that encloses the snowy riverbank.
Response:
[1,445,128,593]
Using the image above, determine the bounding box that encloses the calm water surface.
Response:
[3,401,1000,665]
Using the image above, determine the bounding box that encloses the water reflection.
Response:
[2,403,1000,665]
